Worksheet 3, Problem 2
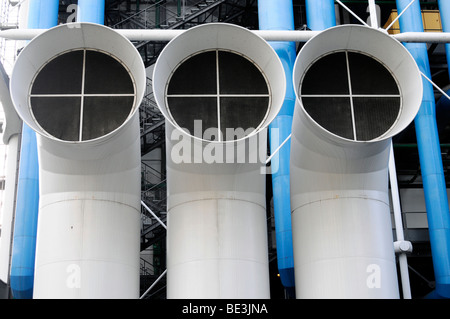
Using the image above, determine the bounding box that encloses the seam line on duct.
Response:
[168,197,266,211]
[292,196,390,211]
[39,198,141,213]
[169,257,269,268]
[294,256,398,269]
[35,259,140,269]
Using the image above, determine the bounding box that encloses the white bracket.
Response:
[394,240,413,254]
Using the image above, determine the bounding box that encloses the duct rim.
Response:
[10,23,146,145]
[153,22,286,145]
[293,24,423,144]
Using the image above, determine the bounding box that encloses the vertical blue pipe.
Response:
[438,0,450,82]
[77,0,105,24]
[258,0,296,295]
[305,0,336,31]
[436,0,450,139]
[396,0,450,299]
[9,0,59,299]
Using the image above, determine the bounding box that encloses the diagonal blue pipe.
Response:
[9,0,59,299]
[396,0,450,299]
[258,0,296,294]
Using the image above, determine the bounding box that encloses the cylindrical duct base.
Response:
[33,200,140,298]
[292,195,399,298]
[167,196,269,298]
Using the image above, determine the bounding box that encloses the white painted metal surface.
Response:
[389,143,412,299]
[290,25,423,298]
[153,23,286,298]
[9,23,146,298]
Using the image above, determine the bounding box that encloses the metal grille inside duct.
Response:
[166,50,270,142]
[30,49,136,142]
[300,51,401,141]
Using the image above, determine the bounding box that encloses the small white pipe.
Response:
[117,28,185,41]
[420,71,450,102]
[0,134,20,284]
[141,200,167,229]
[265,133,291,165]
[389,142,412,299]
[3,27,450,44]
[0,28,321,42]
[392,31,450,43]
[389,143,406,244]
[368,0,379,28]
[335,0,370,27]
[385,0,417,32]
[252,30,321,41]
[139,269,167,299]
[0,27,44,39]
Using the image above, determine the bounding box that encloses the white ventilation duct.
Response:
[153,23,286,298]
[10,23,146,298]
[290,25,423,298]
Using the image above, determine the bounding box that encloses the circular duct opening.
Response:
[153,23,286,144]
[10,23,146,144]
[300,50,401,141]
[29,49,136,142]
[165,49,271,142]
[293,25,423,144]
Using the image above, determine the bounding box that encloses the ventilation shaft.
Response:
[10,23,146,298]
[290,25,423,298]
[153,23,286,298]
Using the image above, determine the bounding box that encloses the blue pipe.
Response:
[9,126,39,299]
[439,0,450,82]
[437,1,450,137]
[258,0,296,295]
[26,0,59,29]
[305,0,336,31]
[436,89,450,137]
[9,0,59,299]
[77,0,105,24]
[396,0,450,299]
